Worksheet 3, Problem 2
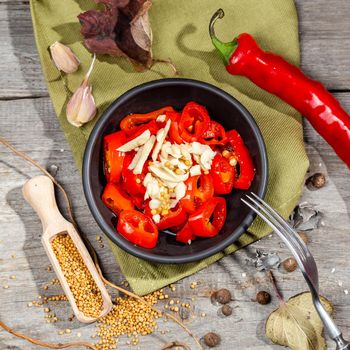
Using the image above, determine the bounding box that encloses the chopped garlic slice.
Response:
[149,163,188,183]
[149,199,161,209]
[191,141,205,155]
[152,119,171,161]
[143,172,153,187]
[152,214,161,223]
[117,130,151,152]
[175,182,186,202]
[200,148,216,170]
[169,199,179,209]
[161,180,178,189]
[133,135,156,174]
[190,164,201,177]
[169,144,182,158]
[178,160,191,171]
[169,158,180,166]
[156,114,166,123]
[180,144,192,160]
[145,177,160,198]
[128,146,143,170]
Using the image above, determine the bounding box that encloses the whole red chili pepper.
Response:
[209,9,350,169]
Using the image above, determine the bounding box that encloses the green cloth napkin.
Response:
[30,0,309,295]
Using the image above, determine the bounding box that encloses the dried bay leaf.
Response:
[266,292,333,350]
[78,0,153,68]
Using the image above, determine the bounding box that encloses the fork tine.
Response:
[244,195,307,261]
[241,197,307,266]
[241,196,347,344]
[250,192,310,253]
[249,193,319,279]
[243,194,319,290]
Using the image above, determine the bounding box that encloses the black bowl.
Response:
[83,79,268,264]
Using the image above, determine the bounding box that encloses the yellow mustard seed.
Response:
[94,290,163,350]
[51,234,103,318]
[229,156,237,166]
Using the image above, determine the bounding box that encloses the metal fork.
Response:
[242,192,350,350]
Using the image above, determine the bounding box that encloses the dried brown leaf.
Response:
[78,0,153,67]
[266,292,333,350]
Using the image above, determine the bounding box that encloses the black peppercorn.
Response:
[256,291,271,305]
[283,257,298,272]
[307,173,326,189]
[221,304,232,316]
[204,332,221,347]
[213,288,232,304]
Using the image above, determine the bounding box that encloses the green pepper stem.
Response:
[209,9,237,65]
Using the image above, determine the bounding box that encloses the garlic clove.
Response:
[66,55,97,128]
[66,80,96,127]
[50,41,80,74]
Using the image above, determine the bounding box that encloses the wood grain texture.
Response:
[0,0,350,99]
[0,1,350,350]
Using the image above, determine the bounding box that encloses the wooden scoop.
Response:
[22,175,112,323]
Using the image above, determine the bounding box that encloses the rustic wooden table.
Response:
[1,1,350,349]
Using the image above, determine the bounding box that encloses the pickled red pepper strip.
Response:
[209,9,350,169]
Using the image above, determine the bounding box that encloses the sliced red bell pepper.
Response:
[102,183,134,216]
[167,111,184,144]
[156,203,187,231]
[125,120,159,139]
[178,102,210,142]
[132,196,146,211]
[189,197,227,238]
[200,120,226,145]
[225,130,255,189]
[180,174,214,214]
[103,130,126,183]
[117,210,158,248]
[176,223,196,244]
[120,106,175,136]
[211,154,235,194]
[121,153,146,197]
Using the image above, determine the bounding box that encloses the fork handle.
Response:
[335,335,350,350]
[313,297,350,349]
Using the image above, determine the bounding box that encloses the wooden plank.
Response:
[1,95,350,349]
[0,1,350,99]
[296,0,350,90]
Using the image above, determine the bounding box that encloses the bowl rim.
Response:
[82,78,268,264]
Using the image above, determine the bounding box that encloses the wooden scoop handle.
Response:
[22,175,66,233]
